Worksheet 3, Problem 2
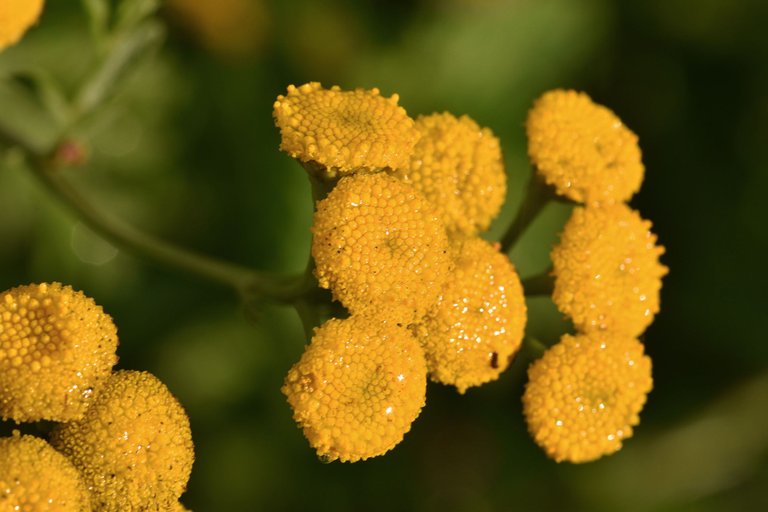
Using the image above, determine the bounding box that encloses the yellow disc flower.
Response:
[0,432,90,512]
[51,370,194,512]
[414,237,526,393]
[0,0,44,50]
[312,172,452,324]
[522,332,653,463]
[527,89,644,205]
[392,112,506,235]
[273,82,420,178]
[551,204,667,337]
[0,282,119,422]
[282,315,427,462]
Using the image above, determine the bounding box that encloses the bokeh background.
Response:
[2,0,768,510]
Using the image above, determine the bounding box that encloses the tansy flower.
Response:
[526,89,644,205]
[392,112,506,235]
[0,282,119,422]
[522,332,653,463]
[312,172,452,324]
[0,432,90,511]
[273,82,420,178]
[0,0,44,50]
[551,204,667,337]
[51,370,194,512]
[414,237,526,393]
[282,315,427,462]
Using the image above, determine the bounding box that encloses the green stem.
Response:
[523,336,549,359]
[500,172,553,253]
[521,268,554,297]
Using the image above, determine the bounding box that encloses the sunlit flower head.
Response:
[0,0,44,50]
[523,332,653,463]
[527,89,644,205]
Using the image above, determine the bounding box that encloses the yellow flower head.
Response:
[282,315,427,462]
[522,332,653,463]
[415,237,526,393]
[273,82,420,178]
[51,370,194,512]
[0,282,119,422]
[392,112,507,235]
[527,89,644,204]
[551,204,668,337]
[0,432,90,511]
[312,172,452,324]
[0,0,44,50]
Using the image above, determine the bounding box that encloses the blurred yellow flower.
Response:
[523,332,653,463]
[0,0,44,50]
[0,282,118,422]
[551,204,667,336]
[527,89,644,205]
[282,315,427,462]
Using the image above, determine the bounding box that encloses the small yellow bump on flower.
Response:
[273,82,420,178]
[392,112,506,235]
[522,332,653,463]
[50,370,194,512]
[526,89,644,204]
[0,0,44,50]
[312,172,452,323]
[0,431,90,511]
[282,315,427,462]
[414,237,526,393]
[551,204,668,337]
[0,282,119,422]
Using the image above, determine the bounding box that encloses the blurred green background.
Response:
[2,0,768,510]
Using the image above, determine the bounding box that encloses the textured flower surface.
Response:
[0,432,90,512]
[551,204,667,336]
[0,282,118,422]
[282,315,427,462]
[415,237,526,393]
[312,172,451,323]
[527,89,643,204]
[0,0,44,49]
[523,332,652,463]
[392,112,506,235]
[273,82,419,177]
[51,371,194,512]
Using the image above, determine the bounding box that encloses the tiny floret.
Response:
[522,332,653,463]
[0,282,119,422]
[0,432,90,511]
[527,89,644,204]
[551,204,667,336]
[312,172,452,323]
[392,112,506,235]
[51,370,194,512]
[0,0,44,49]
[282,315,427,462]
[273,82,420,178]
[415,237,526,393]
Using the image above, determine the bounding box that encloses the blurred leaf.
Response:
[115,0,161,33]
[10,69,71,127]
[81,0,111,46]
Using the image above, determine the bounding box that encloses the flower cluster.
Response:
[275,83,525,462]
[522,90,666,463]
[0,283,193,511]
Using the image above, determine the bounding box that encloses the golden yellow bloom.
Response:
[282,315,427,462]
[0,0,44,50]
[551,204,667,337]
[273,82,419,178]
[312,172,451,323]
[522,332,653,463]
[392,112,506,235]
[414,237,526,393]
[0,282,118,422]
[51,371,194,512]
[0,432,89,511]
[527,89,644,204]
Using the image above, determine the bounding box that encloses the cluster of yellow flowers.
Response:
[274,82,526,462]
[0,283,193,511]
[523,90,667,462]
